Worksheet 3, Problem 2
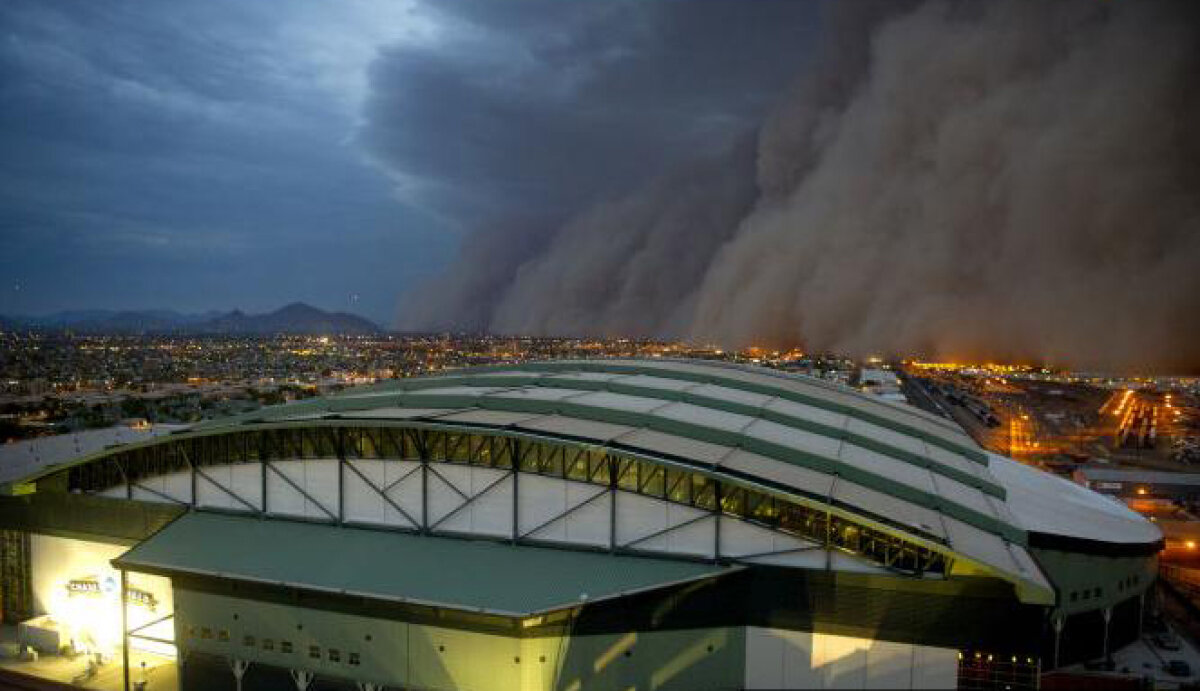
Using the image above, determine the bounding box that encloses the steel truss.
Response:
[62,425,951,577]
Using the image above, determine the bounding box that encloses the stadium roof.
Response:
[5,358,1161,605]
[114,511,733,617]
[0,424,181,486]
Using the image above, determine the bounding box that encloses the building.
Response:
[0,359,1162,690]
[1076,465,1200,502]
[857,367,907,405]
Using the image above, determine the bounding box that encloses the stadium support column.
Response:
[121,569,130,691]
[511,439,520,546]
[336,428,345,526]
[713,481,722,563]
[1102,606,1113,662]
[1052,614,1064,669]
[1138,591,1146,638]
[608,455,617,554]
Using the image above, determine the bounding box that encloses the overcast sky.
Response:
[0,0,818,323]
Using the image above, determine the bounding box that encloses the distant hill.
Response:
[1,303,381,335]
[202,303,380,335]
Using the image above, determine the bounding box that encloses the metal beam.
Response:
[723,544,822,561]
[121,569,130,691]
[381,462,422,495]
[341,459,421,529]
[264,461,337,521]
[195,466,261,514]
[130,482,188,506]
[429,470,513,532]
[426,464,470,502]
[621,511,713,550]
[127,612,174,637]
[519,485,609,539]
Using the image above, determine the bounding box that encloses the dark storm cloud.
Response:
[360,1,820,222]
[0,0,451,322]
[363,1,820,328]
[392,1,1200,373]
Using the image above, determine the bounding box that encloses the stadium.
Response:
[0,358,1162,690]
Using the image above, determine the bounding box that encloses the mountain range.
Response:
[0,302,381,335]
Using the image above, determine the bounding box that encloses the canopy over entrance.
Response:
[113,512,734,617]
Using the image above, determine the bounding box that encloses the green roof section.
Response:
[342,372,1004,499]
[180,358,1020,542]
[113,512,734,617]
[330,359,982,461]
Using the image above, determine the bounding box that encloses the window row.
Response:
[185,626,361,666]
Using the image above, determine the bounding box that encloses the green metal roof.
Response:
[187,359,1016,542]
[113,512,733,617]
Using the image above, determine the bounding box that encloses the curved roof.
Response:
[5,358,1161,605]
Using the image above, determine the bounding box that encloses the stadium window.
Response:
[262,639,274,652]
[200,627,212,639]
[329,649,341,663]
[281,641,293,654]
[243,635,255,647]
[218,630,229,642]
[309,645,321,659]
[349,652,361,666]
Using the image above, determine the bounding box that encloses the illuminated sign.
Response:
[66,578,103,596]
[65,576,158,611]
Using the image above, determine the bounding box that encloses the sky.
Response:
[3,1,1197,372]
[0,0,819,324]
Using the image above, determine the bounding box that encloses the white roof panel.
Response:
[514,415,635,443]
[923,442,987,480]
[832,480,946,540]
[942,516,1021,575]
[0,424,184,485]
[845,418,927,457]
[616,429,732,466]
[719,450,834,498]
[571,391,669,414]
[347,407,461,420]
[762,397,847,430]
[987,454,1160,545]
[688,383,775,409]
[431,410,544,427]
[543,371,624,384]
[743,419,842,460]
[837,443,937,495]
[652,402,755,434]
[613,374,700,393]
[930,473,1000,521]
[486,387,587,402]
